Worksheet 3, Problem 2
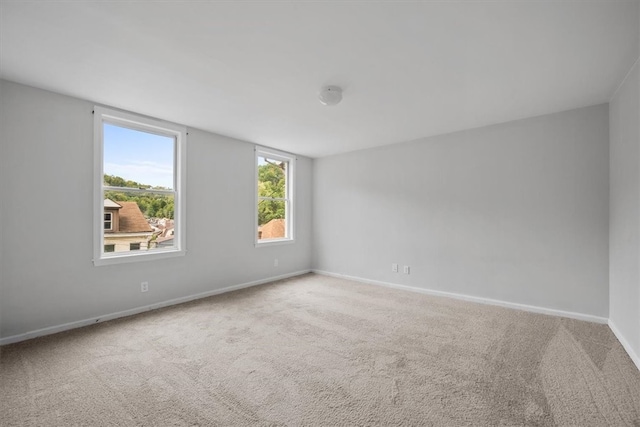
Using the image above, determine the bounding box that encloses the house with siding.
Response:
[258,218,285,240]
[103,199,154,252]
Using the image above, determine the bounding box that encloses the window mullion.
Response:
[103,186,175,196]
[258,197,287,202]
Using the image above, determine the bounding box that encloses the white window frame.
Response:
[255,146,295,247]
[93,106,187,266]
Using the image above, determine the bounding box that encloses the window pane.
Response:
[104,123,175,190]
[102,191,176,253]
[258,156,286,199]
[103,212,111,229]
[258,199,286,240]
[95,107,186,266]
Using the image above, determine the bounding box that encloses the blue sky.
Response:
[104,124,174,189]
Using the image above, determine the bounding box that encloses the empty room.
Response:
[1,1,640,425]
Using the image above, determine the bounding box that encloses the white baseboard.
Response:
[608,319,640,372]
[312,269,609,324]
[0,270,311,346]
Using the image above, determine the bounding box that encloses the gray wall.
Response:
[0,78,630,344]
[609,8,640,365]
[0,81,5,337]
[0,80,312,340]
[313,105,610,318]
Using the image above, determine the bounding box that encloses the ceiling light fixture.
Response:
[318,85,343,106]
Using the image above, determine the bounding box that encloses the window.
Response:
[94,106,186,266]
[256,147,295,245]
[104,212,112,230]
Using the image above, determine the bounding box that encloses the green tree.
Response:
[258,161,286,225]
[104,174,174,219]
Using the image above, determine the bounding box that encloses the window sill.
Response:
[94,248,185,266]
[255,238,295,248]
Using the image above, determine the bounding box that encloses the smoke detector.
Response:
[318,86,343,106]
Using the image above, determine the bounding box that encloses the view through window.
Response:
[257,149,293,243]
[102,124,176,254]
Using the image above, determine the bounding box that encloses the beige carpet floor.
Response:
[1,273,640,426]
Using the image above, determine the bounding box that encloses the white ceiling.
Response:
[1,1,638,158]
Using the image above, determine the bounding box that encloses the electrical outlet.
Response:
[274,258,279,267]
[141,281,149,292]
[403,266,410,275]
[392,263,398,272]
